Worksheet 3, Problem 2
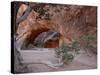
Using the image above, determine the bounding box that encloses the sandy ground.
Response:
[20,48,97,73]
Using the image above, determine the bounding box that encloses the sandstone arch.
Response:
[18,26,64,49]
[13,3,97,73]
[16,19,64,49]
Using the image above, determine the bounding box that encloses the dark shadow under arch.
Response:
[21,28,61,49]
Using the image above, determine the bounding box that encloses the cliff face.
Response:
[16,3,97,52]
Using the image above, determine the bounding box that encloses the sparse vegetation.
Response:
[72,41,80,55]
[34,7,51,20]
[81,34,94,48]
[55,41,80,64]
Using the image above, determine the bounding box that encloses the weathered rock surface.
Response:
[16,4,97,50]
[20,49,97,73]
[15,3,97,73]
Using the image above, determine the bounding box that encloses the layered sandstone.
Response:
[16,3,97,52]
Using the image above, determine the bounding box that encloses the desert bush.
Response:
[55,41,80,64]
[81,34,94,48]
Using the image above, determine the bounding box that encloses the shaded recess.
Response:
[21,29,61,49]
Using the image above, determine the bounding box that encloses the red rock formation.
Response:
[16,4,97,51]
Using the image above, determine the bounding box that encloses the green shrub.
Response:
[81,35,94,48]
[72,41,80,54]
[55,41,80,64]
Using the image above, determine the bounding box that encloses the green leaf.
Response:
[72,41,78,49]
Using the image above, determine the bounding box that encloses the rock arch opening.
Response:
[21,29,61,49]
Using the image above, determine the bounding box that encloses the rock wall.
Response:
[16,3,97,52]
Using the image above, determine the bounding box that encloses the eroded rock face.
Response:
[16,3,97,52]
